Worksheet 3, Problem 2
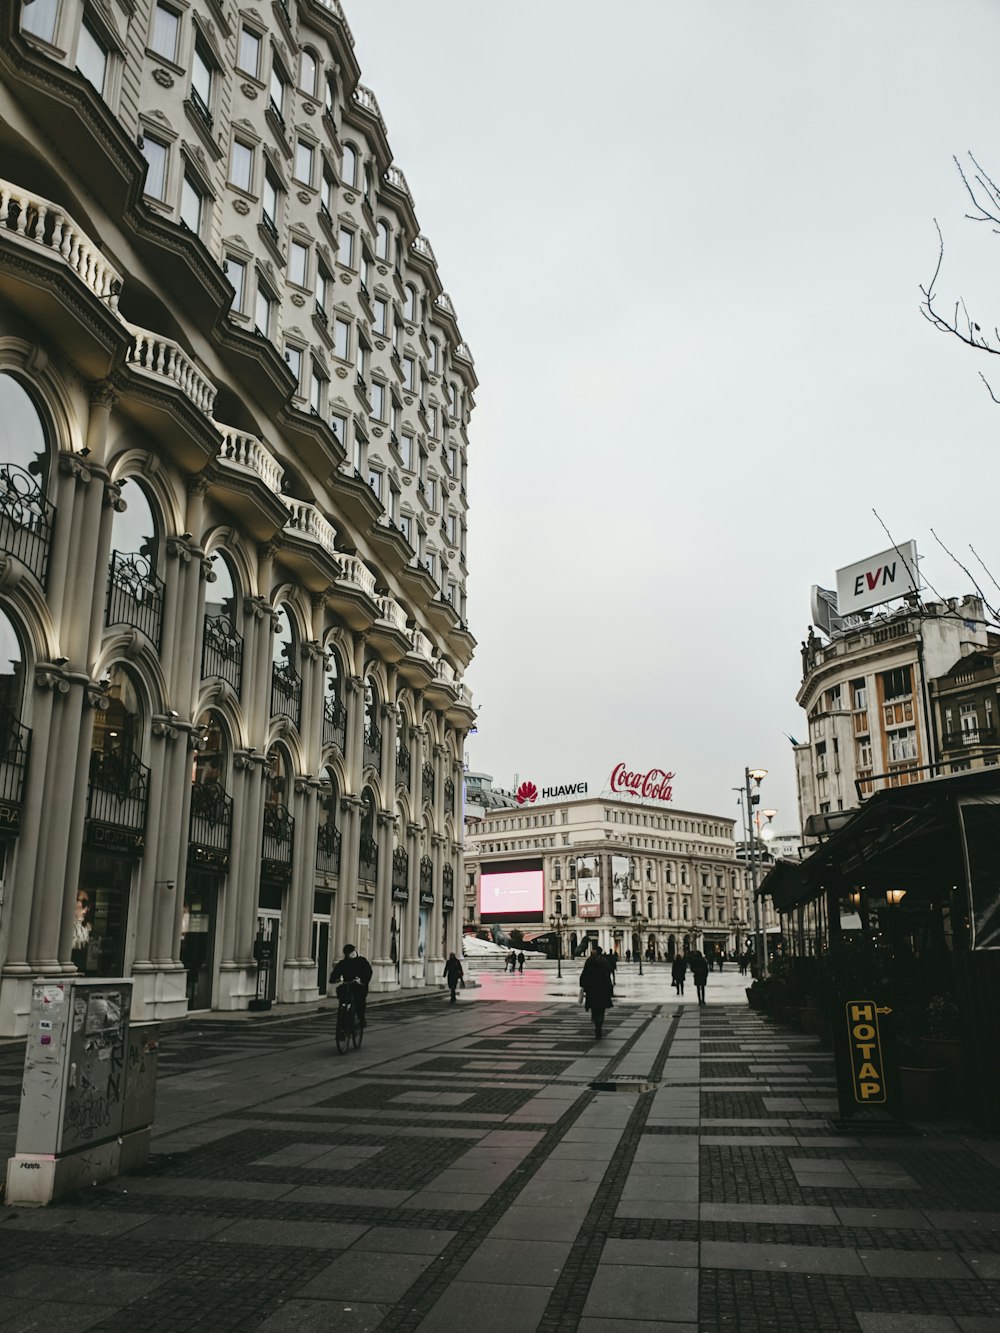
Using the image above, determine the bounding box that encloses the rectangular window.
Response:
[77,20,109,95]
[315,266,330,319]
[333,318,350,360]
[374,298,388,336]
[180,174,203,234]
[424,552,436,579]
[226,256,246,312]
[269,62,287,121]
[447,445,457,476]
[882,666,913,701]
[237,26,260,78]
[399,433,413,470]
[309,364,325,415]
[140,135,168,200]
[151,3,179,60]
[338,227,354,268]
[426,404,437,435]
[445,514,456,544]
[255,284,273,337]
[320,171,334,217]
[888,727,918,763]
[262,170,279,238]
[285,345,302,390]
[403,357,416,392]
[826,684,842,711]
[426,477,436,508]
[852,678,867,710]
[330,413,347,447]
[857,738,872,768]
[288,239,308,287]
[191,42,213,123]
[21,0,59,40]
[370,381,385,421]
[368,469,382,499]
[229,140,253,192]
[294,139,314,186]
[389,484,400,523]
[399,513,412,545]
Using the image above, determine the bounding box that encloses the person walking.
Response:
[580,944,614,1039]
[690,951,710,1006]
[443,952,464,1003]
[507,950,516,973]
[604,948,618,993]
[517,950,525,974]
[671,952,687,996]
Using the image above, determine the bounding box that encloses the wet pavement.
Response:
[1,986,999,1332]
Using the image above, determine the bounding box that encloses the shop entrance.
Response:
[74,853,133,976]
[312,890,333,993]
[255,881,284,1006]
[182,872,219,1010]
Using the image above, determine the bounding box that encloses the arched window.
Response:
[262,745,294,876]
[88,665,149,850]
[202,554,242,692]
[190,710,232,857]
[553,861,562,882]
[92,664,142,761]
[271,604,301,726]
[567,858,576,881]
[316,765,341,874]
[0,373,54,583]
[428,336,439,374]
[323,648,346,751]
[363,678,381,771]
[359,787,377,880]
[0,605,25,721]
[404,283,417,322]
[375,219,391,261]
[341,142,357,188]
[364,164,374,207]
[107,479,163,646]
[299,48,317,95]
[569,896,577,917]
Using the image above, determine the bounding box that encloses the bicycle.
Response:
[335,980,365,1054]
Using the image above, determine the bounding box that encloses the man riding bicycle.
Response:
[329,943,373,1027]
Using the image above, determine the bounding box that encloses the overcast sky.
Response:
[348,0,1000,831]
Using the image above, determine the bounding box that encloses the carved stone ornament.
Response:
[90,379,118,409]
[243,594,271,620]
[343,191,357,204]
[374,338,385,351]
[241,83,259,99]
[377,263,389,276]
[302,100,317,116]
[152,68,174,88]
[59,453,93,485]
[297,189,311,205]
[166,536,192,563]
[104,481,127,512]
[371,426,383,438]
[335,367,348,378]
[339,273,352,285]
[232,198,251,215]
[403,394,413,407]
[35,667,70,695]
[291,293,306,307]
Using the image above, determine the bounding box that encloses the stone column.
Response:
[333,794,361,952]
[402,821,422,987]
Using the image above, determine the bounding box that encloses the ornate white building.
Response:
[0,0,474,1033]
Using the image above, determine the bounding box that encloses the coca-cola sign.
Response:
[609,763,675,803]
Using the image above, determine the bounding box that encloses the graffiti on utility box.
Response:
[845,999,890,1103]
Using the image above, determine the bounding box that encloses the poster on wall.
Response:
[577,854,601,919]
[611,855,632,917]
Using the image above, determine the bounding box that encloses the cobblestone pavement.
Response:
[1,995,999,1331]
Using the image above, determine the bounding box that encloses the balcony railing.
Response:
[282,498,339,561]
[316,819,342,875]
[422,760,434,805]
[201,614,243,693]
[271,661,302,727]
[396,740,410,784]
[216,425,284,494]
[0,706,30,834]
[359,833,378,882]
[125,324,216,417]
[392,845,408,900]
[419,853,433,903]
[0,463,55,585]
[87,748,149,847]
[188,779,233,866]
[0,178,124,311]
[444,776,455,808]
[377,596,407,632]
[337,554,376,600]
[943,727,997,750]
[363,720,381,771]
[323,694,347,752]
[106,550,165,648]
[443,864,454,910]
[262,801,294,874]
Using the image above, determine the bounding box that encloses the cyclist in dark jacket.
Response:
[330,944,373,1026]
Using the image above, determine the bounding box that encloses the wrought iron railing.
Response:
[392,845,408,899]
[0,706,30,832]
[359,833,378,882]
[271,660,301,727]
[316,818,342,874]
[261,801,294,869]
[396,740,410,786]
[443,864,454,909]
[87,748,149,832]
[943,727,998,751]
[188,779,233,857]
[422,761,435,805]
[444,776,455,808]
[363,720,381,771]
[323,694,347,751]
[106,550,165,648]
[0,463,54,584]
[419,854,433,902]
[201,614,243,693]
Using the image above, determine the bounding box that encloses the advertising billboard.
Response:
[835,542,919,616]
[611,855,632,916]
[480,858,544,924]
[577,854,601,919]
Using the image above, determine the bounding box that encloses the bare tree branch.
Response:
[978,371,1000,404]
[930,528,1000,621]
[970,545,1000,601]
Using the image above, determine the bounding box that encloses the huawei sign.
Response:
[610,763,676,803]
[516,781,538,805]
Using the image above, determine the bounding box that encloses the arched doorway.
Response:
[183,709,231,1009]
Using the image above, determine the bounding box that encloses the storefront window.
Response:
[74,853,132,975]
[92,665,142,761]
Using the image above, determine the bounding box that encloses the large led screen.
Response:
[480,858,545,924]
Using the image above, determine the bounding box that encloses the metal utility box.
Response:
[5,978,157,1206]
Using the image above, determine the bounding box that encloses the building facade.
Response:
[794,597,993,835]
[464,795,744,961]
[930,645,1000,773]
[0,0,474,1034]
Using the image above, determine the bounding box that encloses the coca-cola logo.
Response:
[516,781,538,805]
[610,763,675,803]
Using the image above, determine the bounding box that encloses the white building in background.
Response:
[0,0,475,1034]
[465,794,744,961]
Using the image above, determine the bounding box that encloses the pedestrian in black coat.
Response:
[517,951,525,973]
[580,946,614,1039]
[443,952,464,1003]
[690,952,710,1005]
[671,954,687,996]
[604,950,618,993]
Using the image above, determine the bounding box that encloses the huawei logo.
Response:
[516,781,538,805]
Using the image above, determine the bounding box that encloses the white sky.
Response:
[347,0,1000,830]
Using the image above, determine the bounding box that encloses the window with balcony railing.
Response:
[202,614,243,693]
[422,760,434,805]
[316,818,342,875]
[396,738,411,784]
[87,747,150,836]
[106,551,165,648]
[392,845,408,898]
[323,693,346,752]
[189,779,233,860]
[359,833,378,882]
[271,660,301,727]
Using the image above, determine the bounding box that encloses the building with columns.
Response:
[464,793,745,962]
[0,0,474,1034]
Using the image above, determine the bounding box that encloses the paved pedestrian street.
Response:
[2,993,1000,1332]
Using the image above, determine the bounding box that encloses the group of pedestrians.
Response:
[505,950,526,973]
[670,951,710,1005]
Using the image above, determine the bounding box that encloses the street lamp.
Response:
[742,767,774,980]
[548,910,566,979]
[631,907,646,976]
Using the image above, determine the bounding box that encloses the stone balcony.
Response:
[279,497,341,590]
[125,324,216,417]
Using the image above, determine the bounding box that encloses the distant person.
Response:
[507,950,516,973]
[604,949,618,992]
[517,951,525,974]
[580,944,614,1039]
[671,953,687,996]
[717,953,724,973]
[690,951,709,1005]
[625,949,632,963]
[443,952,464,1004]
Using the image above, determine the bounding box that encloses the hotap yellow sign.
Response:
[845,999,890,1103]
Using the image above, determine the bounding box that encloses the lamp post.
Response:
[742,767,774,980]
[548,911,565,979]
[631,908,646,976]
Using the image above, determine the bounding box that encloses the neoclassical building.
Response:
[0,0,474,1034]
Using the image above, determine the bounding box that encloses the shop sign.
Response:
[845,999,889,1103]
[609,764,675,803]
[579,902,600,919]
[836,541,918,616]
[442,893,455,911]
[419,889,434,907]
[84,820,145,857]
[189,844,230,872]
[516,780,588,805]
[0,801,22,833]
[392,886,409,903]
